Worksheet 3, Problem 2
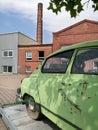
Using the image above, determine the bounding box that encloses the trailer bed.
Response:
[0,104,61,130]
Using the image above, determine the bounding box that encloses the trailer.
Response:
[0,104,61,130]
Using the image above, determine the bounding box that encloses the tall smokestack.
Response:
[36,3,43,44]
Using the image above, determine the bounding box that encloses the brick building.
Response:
[53,19,98,51]
[0,19,98,74]
[18,3,52,74]
[18,44,52,73]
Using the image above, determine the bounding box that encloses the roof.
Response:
[0,32,40,45]
[53,19,98,34]
[18,32,40,45]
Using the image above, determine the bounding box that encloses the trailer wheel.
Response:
[26,97,42,120]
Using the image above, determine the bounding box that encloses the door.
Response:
[38,50,78,130]
[68,47,98,130]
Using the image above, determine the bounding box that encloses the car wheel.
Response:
[25,97,42,120]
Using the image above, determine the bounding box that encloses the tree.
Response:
[48,0,98,17]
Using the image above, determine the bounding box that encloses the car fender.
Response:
[21,77,40,104]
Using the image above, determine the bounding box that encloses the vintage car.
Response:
[19,40,98,130]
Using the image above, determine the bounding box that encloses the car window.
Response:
[71,48,98,74]
[42,50,74,73]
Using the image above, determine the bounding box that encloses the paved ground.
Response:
[0,74,27,130]
[0,74,26,106]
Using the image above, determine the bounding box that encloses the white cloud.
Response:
[0,0,98,33]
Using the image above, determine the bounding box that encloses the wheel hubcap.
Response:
[29,103,34,111]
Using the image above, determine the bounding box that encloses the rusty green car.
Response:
[20,40,98,130]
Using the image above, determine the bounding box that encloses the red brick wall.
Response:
[18,45,52,74]
[18,20,98,74]
[53,20,98,51]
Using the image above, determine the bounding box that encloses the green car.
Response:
[20,40,98,130]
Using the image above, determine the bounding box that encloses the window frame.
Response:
[25,66,31,73]
[3,66,12,73]
[38,51,44,61]
[42,50,74,73]
[26,51,32,61]
[2,50,13,57]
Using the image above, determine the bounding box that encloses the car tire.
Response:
[25,97,42,120]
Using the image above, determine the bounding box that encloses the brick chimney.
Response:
[36,3,43,44]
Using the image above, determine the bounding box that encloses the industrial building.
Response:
[0,19,98,74]
[18,19,98,74]
[18,3,52,74]
[53,19,98,51]
[18,44,52,73]
[0,2,98,74]
[0,32,39,73]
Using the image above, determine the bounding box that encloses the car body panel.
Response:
[21,40,98,130]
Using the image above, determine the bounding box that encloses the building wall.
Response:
[0,32,40,74]
[0,20,98,74]
[0,33,18,73]
[53,20,98,51]
[18,45,52,74]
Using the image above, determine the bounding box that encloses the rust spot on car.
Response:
[80,81,88,97]
[67,98,81,114]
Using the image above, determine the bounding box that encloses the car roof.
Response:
[48,40,98,57]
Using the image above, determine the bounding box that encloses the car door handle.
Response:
[61,82,72,86]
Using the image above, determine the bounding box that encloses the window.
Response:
[42,50,74,73]
[3,66,12,73]
[25,66,31,72]
[9,51,13,56]
[71,48,98,74]
[38,51,44,61]
[2,50,13,57]
[4,51,7,57]
[93,61,98,69]
[26,51,32,60]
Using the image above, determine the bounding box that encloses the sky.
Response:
[0,0,98,44]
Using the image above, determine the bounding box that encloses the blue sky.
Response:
[0,0,98,44]
[0,11,52,43]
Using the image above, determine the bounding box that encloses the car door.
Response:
[38,49,80,130]
[68,47,98,130]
